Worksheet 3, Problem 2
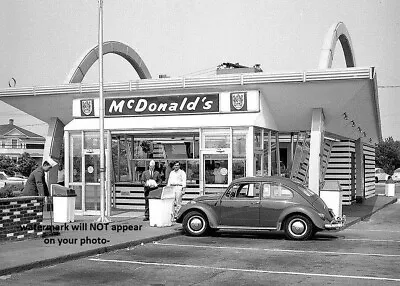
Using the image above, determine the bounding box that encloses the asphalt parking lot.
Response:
[2,196,400,286]
[1,186,399,286]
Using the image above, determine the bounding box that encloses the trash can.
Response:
[148,186,175,227]
[385,178,395,197]
[320,181,343,219]
[51,184,77,223]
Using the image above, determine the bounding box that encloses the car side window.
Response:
[262,184,271,198]
[226,183,260,199]
[271,184,293,199]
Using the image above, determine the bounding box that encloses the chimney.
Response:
[9,119,14,125]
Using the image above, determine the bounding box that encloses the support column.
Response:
[247,127,255,176]
[355,138,365,203]
[308,108,325,195]
[64,131,70,187]
[43,117,65,187]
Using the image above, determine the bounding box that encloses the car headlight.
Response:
[318,213,326,220]
[188,200,196,204]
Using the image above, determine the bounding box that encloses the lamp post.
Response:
[96,0,110,223]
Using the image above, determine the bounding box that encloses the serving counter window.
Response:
[130,134,200,185]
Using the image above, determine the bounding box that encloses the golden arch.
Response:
[318,22,356,69]
[66,41,151,83]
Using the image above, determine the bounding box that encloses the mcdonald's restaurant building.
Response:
[0,23,382,217]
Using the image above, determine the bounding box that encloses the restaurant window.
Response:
[131,133,199,185]
[254,128,262,149]
[70,133,82,182]
[263,130,270,176]
[232,128,247,180]
[203,128,230,149]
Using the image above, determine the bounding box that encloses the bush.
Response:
[0,185,24,198]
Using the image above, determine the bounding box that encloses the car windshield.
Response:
[297,185,315,197]
[375,169,384,174]
[0,174,7,180]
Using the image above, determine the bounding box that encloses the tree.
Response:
[16,152,38,177]
[0,155,18,176]
[375,137,400,175]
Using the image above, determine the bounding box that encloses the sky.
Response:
[0,0,399,139]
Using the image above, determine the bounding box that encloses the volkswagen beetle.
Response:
[176,176,345,240]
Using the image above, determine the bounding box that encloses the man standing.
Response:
[167,161,186,216]
[22,161,53,197]
[141,160,161,221]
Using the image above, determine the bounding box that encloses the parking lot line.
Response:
[88,258,400,283]
[153,242,400,258]
[342,238,400,243]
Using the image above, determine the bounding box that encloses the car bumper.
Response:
[324,215,346,230]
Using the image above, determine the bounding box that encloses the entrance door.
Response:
[201,151,232,194]
[81,150,111,215]
[83,151,101,215]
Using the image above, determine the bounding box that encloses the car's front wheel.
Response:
[284,214,313,240]
[182,211,209,236]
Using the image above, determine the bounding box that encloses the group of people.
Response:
[141,160,186,221]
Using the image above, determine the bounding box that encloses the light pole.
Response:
[96,0,110,223]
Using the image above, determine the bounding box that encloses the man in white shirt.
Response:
[167,161,186,216]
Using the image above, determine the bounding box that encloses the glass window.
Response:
[187,160,199,184]
[232,159,246,180]
[203,129,230,149]
[204,154,228,185]
[226,183,260,198]
[271,132,277,176]
[85,154,100,183]
[262,184,271,198]
[233,129,246,158]
[70,134,82,182]
[271,184,293,199]
[254,128,262,149]
[263,130,270,176]
[255,153,262,176]
[84,132,101,150]
[11,139,18,149]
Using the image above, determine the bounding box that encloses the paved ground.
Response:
[1,187,399,286]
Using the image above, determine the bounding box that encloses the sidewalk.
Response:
[0,212,182,276]
[0,192,398,276]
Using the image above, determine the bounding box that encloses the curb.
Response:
[0,230,181,276]
[342,197,398,230]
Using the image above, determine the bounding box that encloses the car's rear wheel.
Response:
[284,214,313,240]
[182,211,209,236]
[375,177,379,183]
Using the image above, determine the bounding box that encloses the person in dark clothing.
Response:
[141,160,161,221]
[21,161,53,197]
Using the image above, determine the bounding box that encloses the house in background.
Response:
[0,119,45,164]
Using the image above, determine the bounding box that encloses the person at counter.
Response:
[213,162,227,184]
[167,161,186,216]
[141,160,161,221]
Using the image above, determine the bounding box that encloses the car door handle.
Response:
[251,201,260,205]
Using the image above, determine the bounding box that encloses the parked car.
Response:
[392,168,400,182]
[375,168,391,183]
[0,171,27,188]
[176,176,345,240]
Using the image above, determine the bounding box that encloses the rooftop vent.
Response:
[216,62,263,75]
